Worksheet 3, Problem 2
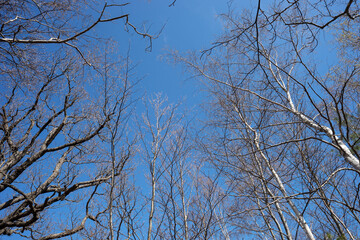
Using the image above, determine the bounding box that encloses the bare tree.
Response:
[138,94,226,240]
[76,47,139,240]
[0,1,144,238]
[174,0,360,239]
[0,40,140,237]
[207,0,360,53]
[0,1,180,238]
[138,94,180,240]
[0,1,153,66]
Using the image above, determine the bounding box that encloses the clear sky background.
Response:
[99,0,251,105]
[103,0,336,110]
[2,1,349,239]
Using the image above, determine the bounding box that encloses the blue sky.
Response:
[3,1,353,239]
[101,0,233,104]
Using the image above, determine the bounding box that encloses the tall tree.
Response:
[0,1,150,238]
[175,0,360,239]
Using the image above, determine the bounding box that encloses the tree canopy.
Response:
[1,0,360,239]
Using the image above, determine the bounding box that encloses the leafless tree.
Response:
[0,50,129,238]
[174,0,360,239]
[76,47,139,240]
[0,1,153,67]
[0,1,184,238]
[137,94,230,240]
[207,0,360,54]
[0,1,153,238]
[138,94,181,240]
